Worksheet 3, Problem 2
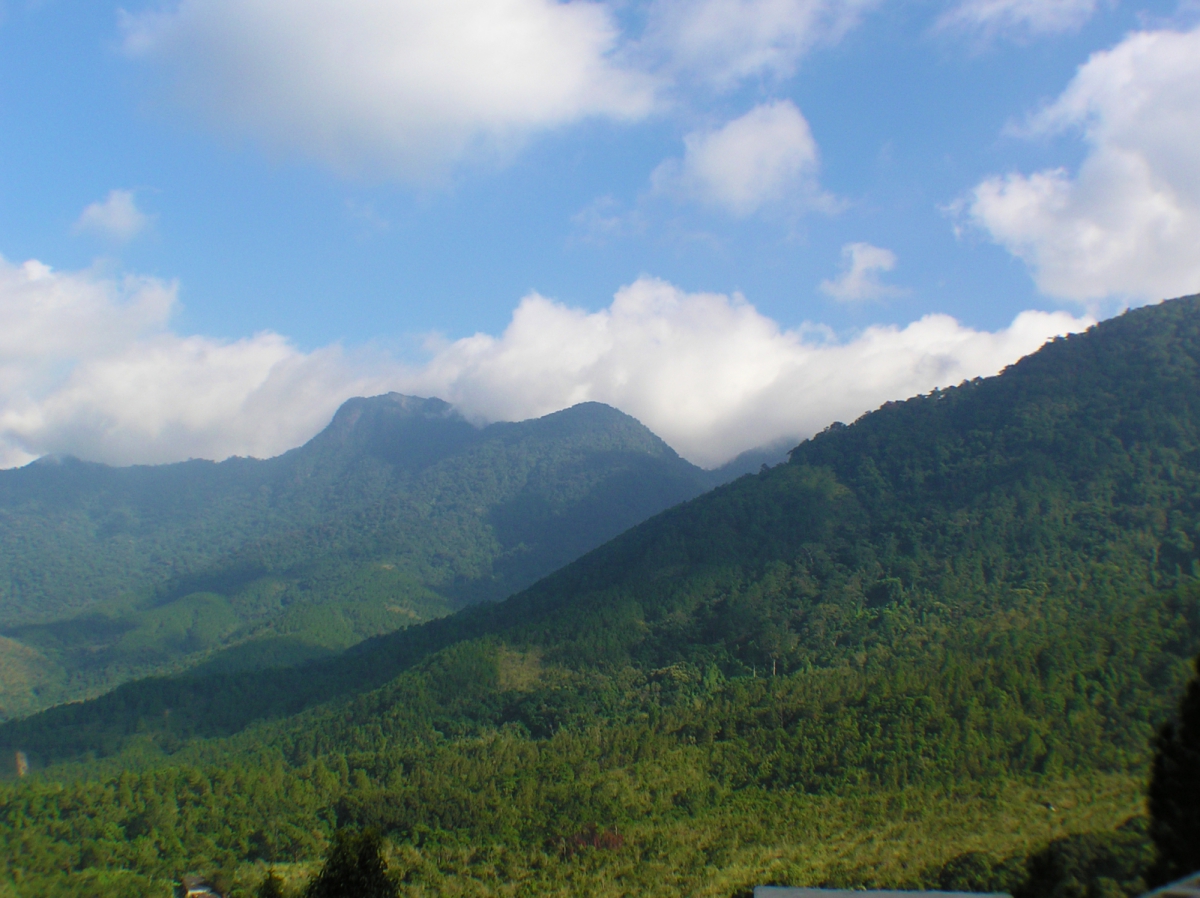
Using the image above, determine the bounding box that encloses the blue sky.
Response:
[1,0,1198,467]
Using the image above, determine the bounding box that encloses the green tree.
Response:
[256,870,285,898]
[1149,655,1200,883]
[304,829,397,898]
[1015,824,1153,898]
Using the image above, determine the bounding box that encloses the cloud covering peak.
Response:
[0,259,1092,470]
[0,257,396,468]
[408,277,1091,465]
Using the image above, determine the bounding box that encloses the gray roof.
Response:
[1143,873,1200,898]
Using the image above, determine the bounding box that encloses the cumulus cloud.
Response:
[405,277,1092,467]
[118,0,883,180]
[652,100,828,216]
[820,242,905,301]
[937,0,1098,38]
[73,190,151,242]
[0,257,398,468]
[964,26,1200,304]
[642,0,877,87]
[0,261,1090,470]
[121,0,656,179]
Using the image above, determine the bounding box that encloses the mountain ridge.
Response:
[11,294,1200,765]
[5,296,1200,897]
[0,394,728,718]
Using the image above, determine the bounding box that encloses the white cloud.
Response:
[121,0,656,180]
[117,0,885,181]
[937,0,1099,38]
[820,242,905,301]
[965,26,1200,304]
[405,277,1092,467]
[0,257,398,468]
[0,261,1090,471]
[652,101,828,216]
[73,190,150,242]
[643,0,877,88]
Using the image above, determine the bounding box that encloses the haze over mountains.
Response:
[4,295,1200,897]
[0,394,776,719]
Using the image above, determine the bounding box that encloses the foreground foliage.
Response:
[0,768,1148,898]
[0,592,1195,896]
[304,829,397,898]
[1149,656,1200,882]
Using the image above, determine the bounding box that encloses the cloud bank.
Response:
[0,257,397,468]
[0,260,1091,470]
[408,277,1091,466]
[966,26,1200,304]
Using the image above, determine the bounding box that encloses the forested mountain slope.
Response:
[15,294,1200,761]
[5,296,1200,898]
[0,395,716,718]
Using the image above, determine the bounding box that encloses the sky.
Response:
[1,0,1198,468]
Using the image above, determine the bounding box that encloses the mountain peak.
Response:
[294,393,476,471]
[326,393,459,433]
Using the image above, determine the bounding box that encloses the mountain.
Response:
[0,395,720,718]
[5,296,1200,898]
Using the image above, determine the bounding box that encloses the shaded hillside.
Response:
[9,294,1200,766]
[5,297,1200,898]
[0,396,715,718]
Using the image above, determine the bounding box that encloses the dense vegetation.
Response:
[0,396,727,718]
[5,295,1200,897]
